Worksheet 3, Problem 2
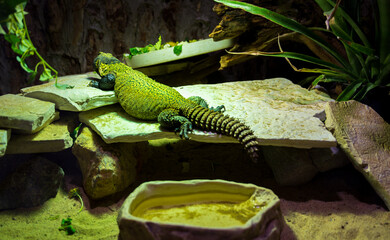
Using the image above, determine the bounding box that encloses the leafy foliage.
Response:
[173,44,183,56]
[68,188,84,214]
[215,0,390,101]
[128,35,164,59]
[70,123,83,141]
[0,1,73,89]
[0,0,26,23]
[127,35,195,59]
[59,218,76,235]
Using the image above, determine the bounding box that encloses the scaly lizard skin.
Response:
[91,52,259,161]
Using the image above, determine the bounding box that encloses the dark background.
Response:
[0,0,302,95]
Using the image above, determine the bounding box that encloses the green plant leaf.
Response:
[227,50,352,77]
[18,38,32,52]
[2,1,67,91]
[173,45,182,56]
[0,24,6,35]
[377,0,390,64]
[70,123,83,140]
[352,82,377,101]
[4,33,24,55]
[18,42,27,52]
[129,47,142,56]
[28,71,37,84]
[215,0,349,69]
[14,2,27,13]
[364,55,380,80]
[11,43,23,55]
[375,59,390,85]
[59,218,76,235]
[6,19,15,34]
[228,48,355,81]
[322,0,350,34]
[320,76,350,83]
[14,10,24,29]
[299,75,317,86]
[55,80,74,89]
[154,35,162,50]
[4,33,19,44]
[143,44,153,53]
[323,0,371,48]
[21,38,32,49]
[0,0,27,22]
[16,55,34,73]
[341,39,375,56]
[39,67,53,81]
[336,80,362,101]
[309,74,325,89]
[329,21,351,42]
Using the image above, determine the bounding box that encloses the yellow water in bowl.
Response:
[132,192,267,228]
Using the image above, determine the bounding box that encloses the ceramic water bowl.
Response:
[117,179,284,240]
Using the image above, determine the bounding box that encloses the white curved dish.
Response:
[124,38,234,69]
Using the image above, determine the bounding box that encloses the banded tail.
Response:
[184,105,259,162]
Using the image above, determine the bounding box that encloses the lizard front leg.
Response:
[157,108,193,139]
[90,73,116,90]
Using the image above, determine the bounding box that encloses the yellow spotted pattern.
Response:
[93,52,259,161]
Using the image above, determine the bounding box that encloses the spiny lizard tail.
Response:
[183,105,259,161]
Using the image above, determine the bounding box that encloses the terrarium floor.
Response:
[0,165,389,240]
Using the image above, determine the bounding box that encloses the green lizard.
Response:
[91,52,259,161]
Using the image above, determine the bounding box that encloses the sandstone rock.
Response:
[6,112,74,154]
[325,100,390,209]
[72,126,146,199]
[80,78,336,148]
[21,73,117,112]
[262,146,349,186]
[142,138,272,182]
[310,147,349,172]
[147,138,346,187]
[0,129,11,157]
[0,157,64,210]
[262,146,318,186]
[0,94,56,134]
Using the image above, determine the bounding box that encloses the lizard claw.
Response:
[175,122,192,139]
[210,105,225,113]
[89,80,99,88]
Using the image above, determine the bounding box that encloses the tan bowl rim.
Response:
[119,179,280,230]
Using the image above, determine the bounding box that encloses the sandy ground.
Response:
[0,192,118,239]
[0,155,389,240]
[276,166,390,239]
[0,177,120,240]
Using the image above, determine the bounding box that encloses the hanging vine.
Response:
[0,0,73,89]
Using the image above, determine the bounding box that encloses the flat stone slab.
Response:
[325,100,390,209]
[0,129,11,157]
[80,78,336,148]
[0,94,56,134]
[20,73,117,112]
[6,112,75,154]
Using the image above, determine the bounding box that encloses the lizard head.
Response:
[93,52,121,77]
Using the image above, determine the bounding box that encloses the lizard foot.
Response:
[158,109,193,139]
[89,73,115,90]
[175,122,193,140]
